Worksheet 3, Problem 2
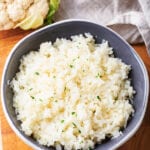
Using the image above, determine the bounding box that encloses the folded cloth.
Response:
[54,0,150,55]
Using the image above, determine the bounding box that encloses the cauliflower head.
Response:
[0,0,60,30]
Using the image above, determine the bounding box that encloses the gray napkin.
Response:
[54,0,150,55]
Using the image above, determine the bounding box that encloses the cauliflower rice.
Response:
[11,34,135,150]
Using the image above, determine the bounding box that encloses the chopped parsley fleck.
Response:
[19,86,24,89]
[115,97,118,100]
[72,122,77,128]
[53,75,56,78]
[30,96,35,99]
[96,72,102,78]
[73,58,76,62]
[93,110,96,114]
[71,112,76,115]
[55,100,58,102]
[88,147,93,150]
[69,64,74,68]
[97,96,101,100]
[64,86,67,92]
[78,129,81,133]
[49,96,54,101]
[39,98,43,102]
[73,56,80,62]
[29,88,33,91]
[80,141,83,144]
[35,72,39,75]
[82,69,85,72]
[61,120,64,123]
[62,130,64,132]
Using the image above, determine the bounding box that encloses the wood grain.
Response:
[0,29,150,150]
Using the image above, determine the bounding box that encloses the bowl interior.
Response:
[2,20,148,150]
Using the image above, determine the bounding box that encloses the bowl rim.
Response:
[1,19,149,150]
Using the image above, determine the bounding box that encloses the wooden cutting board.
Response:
[0,29,150,150]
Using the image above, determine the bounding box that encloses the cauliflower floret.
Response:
[16,0,34,9]
[3,22,14,30]
[0,10,14,29]
[0,0,52,30]
[0,0,60,30]
[7,3,26,22]
[28,0,49,18]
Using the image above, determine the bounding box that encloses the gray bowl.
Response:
[1,20,149,150]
